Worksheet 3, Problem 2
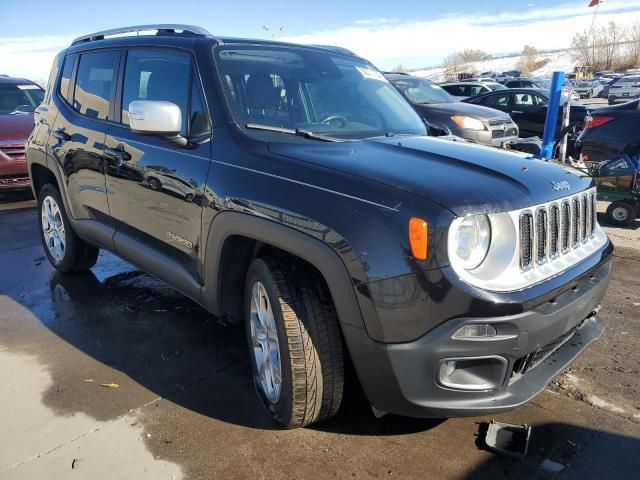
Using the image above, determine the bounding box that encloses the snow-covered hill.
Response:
[410,50,576,82]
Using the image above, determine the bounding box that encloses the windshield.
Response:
[390,77,454,105]
[213,46,426,140]
[0,83,44,115]
[576,81,591,88]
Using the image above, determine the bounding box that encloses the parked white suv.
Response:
[608,75,640,104]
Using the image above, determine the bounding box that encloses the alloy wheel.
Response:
[41,196,66,262]
[250,281,282,404]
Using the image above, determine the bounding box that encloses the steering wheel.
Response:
[320,115,348,128]
[9,105,32,115]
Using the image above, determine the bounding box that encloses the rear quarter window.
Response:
[58,54,76,104]
[73,51,119,121]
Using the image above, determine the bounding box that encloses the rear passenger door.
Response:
[104,48,212,285]
[48,50,120,221]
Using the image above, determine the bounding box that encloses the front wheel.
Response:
[37,183,99,273]
[606,201,636,227]
[244,256,344,428]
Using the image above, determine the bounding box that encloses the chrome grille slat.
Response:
[519,189,599,273]
[561,201,570,253]
[535,208,547,264]
[519,213,533,270]
[549,205,559,258]
[571,197,580,248]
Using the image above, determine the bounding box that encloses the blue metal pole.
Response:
[539,71,565,160]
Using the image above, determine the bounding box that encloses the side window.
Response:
[514,93,536,106]
[58,54,76,104]
[73,51,118,120]
[121,49,190,134]
[469,85,483,96]
[485,93,511,106]
[189,75,211,137]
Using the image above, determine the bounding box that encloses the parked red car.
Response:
[0,75,44,193]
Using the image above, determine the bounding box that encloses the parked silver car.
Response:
[608,75,640,104]
[573,80,604,99]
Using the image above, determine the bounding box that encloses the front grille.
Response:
[0,143,26,161]
[513,326,578,375]
[519,189,599,273]
[489,119,518,139]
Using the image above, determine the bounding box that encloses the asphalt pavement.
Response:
[0,193,638,480]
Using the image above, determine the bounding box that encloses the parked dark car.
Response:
[464,88,587,138]
[439,81,506,100]
[0,76,44,193]
[504,78,547,89]
[386,74,518,146]
[600,76,622,98]
[27,24,612,429]
[575,99,640,164]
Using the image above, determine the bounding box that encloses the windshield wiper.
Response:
[245,123,341,142]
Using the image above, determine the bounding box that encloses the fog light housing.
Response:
[452,324,498,339]
[437,356,508,391]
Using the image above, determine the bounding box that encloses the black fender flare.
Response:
[201,211,372,332]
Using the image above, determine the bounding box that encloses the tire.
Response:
[37,183,99,273]
[149,178,161,191]
[587,90,593,99]
[606,201,636,227]
[244,256,344,428]
[608,98,615,105]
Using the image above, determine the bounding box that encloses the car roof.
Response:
[67,26,360,59]
[0,75,40,86]
[441,82,486,86]
[468,87,549,99]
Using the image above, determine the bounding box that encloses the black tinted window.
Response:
[122,49,190,134]
[189,75,210,137]
[59,54,75,104]
[73,51,119,120]
[483,92,511,106]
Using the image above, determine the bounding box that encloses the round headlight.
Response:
[452,214,491,270]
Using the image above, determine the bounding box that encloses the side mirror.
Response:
[128,100,182,135]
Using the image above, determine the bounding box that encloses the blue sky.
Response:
[2,0,639,80]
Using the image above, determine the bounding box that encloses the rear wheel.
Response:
[37,183,99,273]
[606,201,636,227]
[244,256,344,428]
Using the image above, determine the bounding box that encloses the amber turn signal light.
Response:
[409,217,428,261]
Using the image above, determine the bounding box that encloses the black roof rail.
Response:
[71,24,214,46]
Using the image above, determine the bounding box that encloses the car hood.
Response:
[414,101,511,120]
[268,136,593,216]
[0,114,34,142]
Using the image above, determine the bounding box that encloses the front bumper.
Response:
[350,255,611,418]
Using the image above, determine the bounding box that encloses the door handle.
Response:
[511,110,524,114]
[104,146,132,167]
[51,130,71,142]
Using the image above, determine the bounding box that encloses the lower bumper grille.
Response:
[513,326,578,375]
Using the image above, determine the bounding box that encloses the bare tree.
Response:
[627,23,640,67]
[598,21,625,70]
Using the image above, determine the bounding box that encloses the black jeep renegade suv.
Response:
[27,25,613,428]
